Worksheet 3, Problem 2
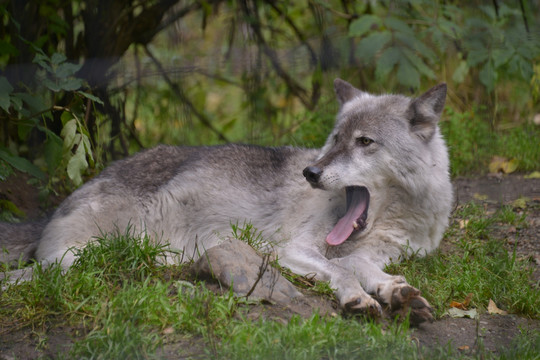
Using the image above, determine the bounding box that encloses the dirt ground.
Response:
[0,173,539,358]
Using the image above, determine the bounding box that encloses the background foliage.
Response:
[0,0,539,192]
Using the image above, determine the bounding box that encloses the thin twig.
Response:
[268,2,318,65]
[245,253,271,298]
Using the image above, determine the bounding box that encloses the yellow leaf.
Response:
[512,197,529,209]
[524,171,540,179]
[487,299,507,315]
[472,193,488,201]
[488,156,505,174]
[488,156,519,174]
[502,158,519,174]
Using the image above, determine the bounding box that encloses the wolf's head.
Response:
[303,79,448,246]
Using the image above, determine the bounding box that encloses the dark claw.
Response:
[345,298,382,318]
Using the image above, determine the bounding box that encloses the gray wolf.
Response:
[1,79,452,324]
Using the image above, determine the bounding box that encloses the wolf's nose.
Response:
[303,166,322,185]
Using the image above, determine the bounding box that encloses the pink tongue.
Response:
[326,187,369,246]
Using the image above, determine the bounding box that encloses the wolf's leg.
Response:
[331,249,433,325]
[277,244,382,316]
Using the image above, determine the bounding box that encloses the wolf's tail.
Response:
[0,220,46,265]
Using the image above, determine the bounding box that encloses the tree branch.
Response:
[143,45,229,143]
[240,0,317,110]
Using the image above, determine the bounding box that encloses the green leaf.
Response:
[0,76,14,112]
[0,77,14,93]
[402,48,435,79]
[479,5,497,20]
[0,160,14,181]
[44,133,63,174]
[0,40,19,57]
[61,119,78,151]
[33,53,53,73]
[78,91,104,105]
[67,143,88,186]
[51,52,67,66]
[395,32,436,63]
[437,18,459,39]
[43,78,61,92]
[16,92,47,113]
[396,58,420,89]
[58,78,83,91]
[479,61,496,92]
[60,110,73,125]
[0,199,26,218]
[349,15,381,37]
[375,47,401,80]
[17,118,40,141]
[384,17,414,36]
[467,49,489,67]
[517,56,533,80]
[452,60,469,84]
[0,148,46,180]
[81,133,94,165]
[516,43,535,60]
[492,48,514,68]
[56,62,82,79]
[356,31,391,63]
[9,93,23,112]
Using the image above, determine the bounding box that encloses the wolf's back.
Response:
[0,220,46,265]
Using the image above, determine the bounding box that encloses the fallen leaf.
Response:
[487,299,507,315]
[445,307,478,319]
[512,197,529,209]
[472,193,488,201]
[458,219,469,229]
[489,156,519,174]
[524,171,540,179]
[503,158,519,173]
[450,293,473,310]
[458,345,470,351]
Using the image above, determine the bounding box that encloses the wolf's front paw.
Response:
[344,296,383,318]
[377,278,433,325]
[389,283,433,325]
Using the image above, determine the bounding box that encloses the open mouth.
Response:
[326,186,370,246]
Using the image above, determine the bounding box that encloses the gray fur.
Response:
[0,221,45,264]
[0,79,453,323]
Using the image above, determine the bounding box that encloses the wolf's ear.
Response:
[334,78,366,105]
[408,83,447,142]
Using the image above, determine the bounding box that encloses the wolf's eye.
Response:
[356,137,374,146]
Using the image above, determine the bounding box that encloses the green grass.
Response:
[1,208,539,359]
[387,202,540,317]
[440,108,540,176]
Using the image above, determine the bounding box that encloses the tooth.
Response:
[352,221,359,229]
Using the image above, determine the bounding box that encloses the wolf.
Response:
[1,79,452,324]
